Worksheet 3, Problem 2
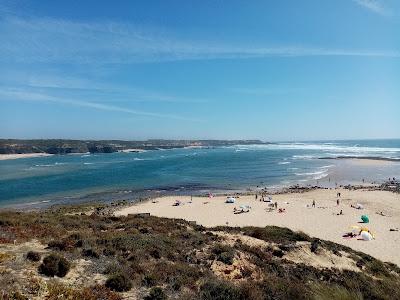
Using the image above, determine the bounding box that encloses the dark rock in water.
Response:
[379,180,400,193]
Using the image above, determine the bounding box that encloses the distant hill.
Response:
[0,139,270,155]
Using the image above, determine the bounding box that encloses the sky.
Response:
[0,0,399,141]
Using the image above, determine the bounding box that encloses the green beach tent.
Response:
[361,215,369,223]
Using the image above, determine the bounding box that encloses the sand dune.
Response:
[115,188,400,265]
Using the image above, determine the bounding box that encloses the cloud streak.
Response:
[353,0,390,16]
[1,16,399,64]
[0,89,202,122]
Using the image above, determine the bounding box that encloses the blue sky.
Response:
[0,0,399,141]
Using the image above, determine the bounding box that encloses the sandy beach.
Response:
[0,153,53,160]
[116,188,400,265]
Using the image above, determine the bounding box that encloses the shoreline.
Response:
[115,187,400,265]
[319,156,400,163]
[0,153,53,160]
[1,179,398,211]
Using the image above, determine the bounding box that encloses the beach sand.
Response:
[0,153,53,160]
[116,188,400,265]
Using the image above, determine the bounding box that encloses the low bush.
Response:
[105,273,132,292]
[142,273,157,287]
[243,226,311,244]
[199,280,242,300]
[38,253,70,277]
[212,244,235,265]
[47,239,73,251]
[144,287,167,300]
[26,251,41,262]
[82,248,100,259]
[47,281,122,300]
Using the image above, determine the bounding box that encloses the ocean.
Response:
[1,139,400,208]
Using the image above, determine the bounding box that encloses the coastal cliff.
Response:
[0,139,269,155]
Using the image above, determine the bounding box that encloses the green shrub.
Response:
[212,244,235,265]
[144,287,167,300]
[47,239,73,251]
[142,273,157,287]
[244,226,310,244]
[26,251,41,262]
[105,273,132,292]
[38,253,70,277]
[82,248,100,259]
[200,280,242,300]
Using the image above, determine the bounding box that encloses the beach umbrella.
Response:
[360,231,373,241]
[361,215,369,223]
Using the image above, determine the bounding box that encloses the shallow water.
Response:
[1,139,399,207]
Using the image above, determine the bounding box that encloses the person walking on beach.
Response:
[312,200,315,208]
[274,202,278,209]
[337,198,340,206]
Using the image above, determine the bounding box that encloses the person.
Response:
[278,208,286,213]
[312,200,315,208]
[337,198,340,206]
[274,202,278,209]
[255,194,258,201]
[343,231,357,238]
[337,209,343,215]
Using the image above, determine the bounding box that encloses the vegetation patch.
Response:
[105,273,132,292]
[1,209,400,299]
[38,253,70,277]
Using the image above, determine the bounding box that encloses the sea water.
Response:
[1,139,399,207]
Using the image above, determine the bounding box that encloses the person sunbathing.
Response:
[343,232,357,238]
[278,208,286,213]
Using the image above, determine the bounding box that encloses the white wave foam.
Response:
[278,161,291,165]
[292,155,316,160]
[295,170,326,176]
[228,143,400,157]
[313,173,329,180]
[318,165,335,169]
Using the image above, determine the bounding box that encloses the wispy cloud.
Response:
[1,16,399,64]
[353,0,390,16]
[0,89,202,122]
[231,88,299,96]
[25,77,207,103]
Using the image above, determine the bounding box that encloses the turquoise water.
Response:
[1,139,400,207]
